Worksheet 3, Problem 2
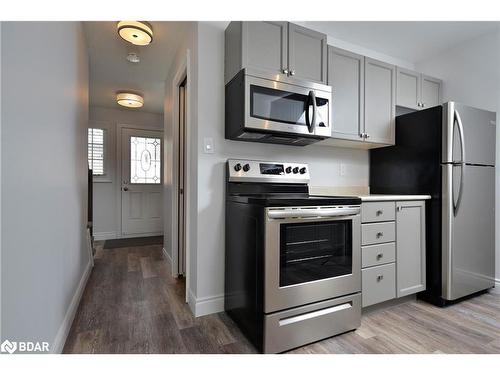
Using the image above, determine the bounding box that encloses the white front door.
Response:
[121,128,163,237]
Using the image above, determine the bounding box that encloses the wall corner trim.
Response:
[191,292,224,317]
[51,259,93,353]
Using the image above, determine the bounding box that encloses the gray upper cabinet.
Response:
[364,58,396,145]
[327,46,364,141]
[396,201,426,298]
[421,75,442,108]
[288,23,327,84]
[396,68,442,110]
[225,21,288,84]
[224,21,327,84]
[396,67,420,110]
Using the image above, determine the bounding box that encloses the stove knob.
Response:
[285,166,292,174]
[292,167,299,174]
[243,164,251,172]
[234,163,242,172]
[299,167,307,174]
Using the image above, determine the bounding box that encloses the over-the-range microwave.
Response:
[225,69,332,146]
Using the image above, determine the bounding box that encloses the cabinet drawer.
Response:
[361,201,395,223]
[362,263,396,307]
[264,293,361,353]
[362,242,396,268]
[362,222,395,245]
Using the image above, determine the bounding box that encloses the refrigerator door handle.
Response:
[453,109,465,216]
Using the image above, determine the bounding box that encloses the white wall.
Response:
[416,29,500,285]
[190,22,414,316]
[1,22,90,351]
[89,106,163,240]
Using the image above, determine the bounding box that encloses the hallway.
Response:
[63,242,257,353]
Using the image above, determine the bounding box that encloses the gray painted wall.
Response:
[89,106,163,240]
[416,29,500,284]
[1,22,90,349]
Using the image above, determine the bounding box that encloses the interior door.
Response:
[178,83,187,275]
[121,128,163,237]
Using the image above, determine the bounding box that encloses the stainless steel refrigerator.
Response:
[370,102,496,306]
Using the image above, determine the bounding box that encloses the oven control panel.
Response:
[228,159,310,183]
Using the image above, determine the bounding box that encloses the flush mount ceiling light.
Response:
[116,92,144,108]
[117,21,153,46]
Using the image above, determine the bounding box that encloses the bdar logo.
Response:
[1,340,17,354]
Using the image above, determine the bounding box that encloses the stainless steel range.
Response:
[225,159,362,353]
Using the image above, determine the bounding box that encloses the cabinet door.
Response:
[396,201,426,297]
[396,67,421,110]
[288,23,327,84]
[421,75,442,109]
[328,46,364,141]
[364,58,396,145]
[242,21,288,77]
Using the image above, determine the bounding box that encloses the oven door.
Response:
[264,206,361,313]
[245,75,331,138]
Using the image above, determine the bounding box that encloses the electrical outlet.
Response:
[340,163,347,177]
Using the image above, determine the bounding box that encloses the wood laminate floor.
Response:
[63,243,500,354]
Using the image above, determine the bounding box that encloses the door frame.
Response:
[115,123,164,239]
[170,50,192,303]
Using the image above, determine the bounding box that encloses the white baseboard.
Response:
[51,259,93,353]
[93,231,117,241]
[493,278,500,292]
[190,291,224,317]
[162,247,172,265]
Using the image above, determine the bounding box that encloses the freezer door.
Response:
[442,102,496,165]
[442,164,495,301]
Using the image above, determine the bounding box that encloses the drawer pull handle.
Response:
[278,302,352,326]
[376,232,384,238]
[377,275,384,281]
[376,253,383,259]
[376,210,384,216]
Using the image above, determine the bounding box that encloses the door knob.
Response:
[376,253,383,259]
[376,210,383,216]
[123,187,129,191]
[376,232,383,238]
[289,69,295,76]
[282,69,289,74]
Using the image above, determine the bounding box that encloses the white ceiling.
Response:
[302,21,499,64]
[85,21,498,114]
[84,21,192,114]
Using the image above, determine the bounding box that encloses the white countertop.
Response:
[358,194,432,202]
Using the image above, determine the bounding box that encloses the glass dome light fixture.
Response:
[117,21,153,46]
[116,92,144,108]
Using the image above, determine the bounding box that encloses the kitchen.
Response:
[208,21,498,353]
[1,9,499,370]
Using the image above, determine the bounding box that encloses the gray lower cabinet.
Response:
[327,46,364,141]
[361,200,426,307]
[396,201,426,297]
[364,58,396,145]
[224,21,327,84]
[362,263,396,307]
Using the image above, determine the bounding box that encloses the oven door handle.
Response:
[267,207,360,219]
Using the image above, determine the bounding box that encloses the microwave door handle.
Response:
[305,91,316,134]
[309,90,317,134]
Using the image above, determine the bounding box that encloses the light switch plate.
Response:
[203,137,214,154]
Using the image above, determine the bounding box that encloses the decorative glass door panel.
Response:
[130,136,161,184]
